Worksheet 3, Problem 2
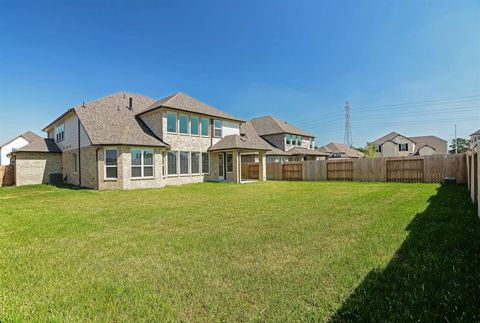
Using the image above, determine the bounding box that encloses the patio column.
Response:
[235,150,241,183]
[259,151,267,181]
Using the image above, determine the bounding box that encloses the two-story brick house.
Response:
[12,92,270,189]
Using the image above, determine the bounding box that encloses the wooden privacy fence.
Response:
[0,165,15,186]
[241,162,259,179]
[244,154,467,183]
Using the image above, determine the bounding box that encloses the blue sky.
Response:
[0,0,479,147]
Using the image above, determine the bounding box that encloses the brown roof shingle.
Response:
[16,138,61,153]
[249,115,314,138]
[410,136,448,154]
[318,142,365,158]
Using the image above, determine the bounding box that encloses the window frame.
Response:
[297,136,302,146]
[162,151,166,178]
[167,151,178,176]
[131,148,154,179]
[226,153,233,173]
[104,147,118,180]
[55,122,65,143]
[179,151,190,176]
[201,117,209,137]
[191,151,201,175]
[190,116,200,136]
[201,152,210,174]
[399,143,408,152]
[375,144,382,153]
[179,114,189,135]
[286,134,291,145]
[214,119,222,138]
[166,111,178,134]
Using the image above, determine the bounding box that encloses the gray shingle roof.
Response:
[0,131,42,148]
[138,92,244,122]
[287,147,330,156]
[209,122,272,152]
[240,122,289,156]
[249,115,314,138]
[318,142,365,158]
[72,92,168,147]
[470,129,480,136]
[410,136,447,154]
[371,132,403,145]
[16,138,61,153]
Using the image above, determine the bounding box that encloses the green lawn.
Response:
[1,182,479,322]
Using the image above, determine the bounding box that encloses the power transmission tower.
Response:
[344,101,353,147]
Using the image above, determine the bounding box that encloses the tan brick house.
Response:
[371,132,448,157]
[12,92,271,189]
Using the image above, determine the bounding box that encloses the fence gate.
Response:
[282,163,303,181]
[0,165,15,186]
[241,163,259,180]
[327,161,353,181]
[386,159,424,182]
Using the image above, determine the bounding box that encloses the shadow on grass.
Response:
[49,183,93,191]
[330,185,480,322]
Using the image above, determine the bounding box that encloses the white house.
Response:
[0,131,42,165]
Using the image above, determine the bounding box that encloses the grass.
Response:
[0,181,479,322]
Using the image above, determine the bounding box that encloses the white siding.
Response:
[222,121,240,137]
[52,113,91,151]
[0,137,30,165]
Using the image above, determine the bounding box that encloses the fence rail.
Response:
[243,154,467,184]
[0,165,15,186]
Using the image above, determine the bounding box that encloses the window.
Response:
[399,143,408,151]
[226,153,233,173]
[214,119,222,138]
[55,123,65,142]
[297,136,302,146]
[167,151,178,175]
[201,118,209,137]
[202,152,210,173]
[375,145,382,153]
[180,151,189,175]
[286,134,291,145]
[191,116,199,136]
[291,135,296,146]
[310,140,314,149]
[162,151,166,177]
[191,152,200,174]
[104,148,118,179]
[167,112,177,133]
[131,148,154,178]
[179,114,189,134]
[218,154,224,177]
[73,153,77,174]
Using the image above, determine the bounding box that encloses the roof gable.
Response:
[249,115,314,138]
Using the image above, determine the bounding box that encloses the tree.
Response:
[358,143,376,158]
[449,138,470,154]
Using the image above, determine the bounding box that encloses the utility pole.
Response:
[454,124,457,154]
[344,101,352,147]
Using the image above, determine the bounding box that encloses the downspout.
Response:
[78,118,82,187]
[95,147,99,190]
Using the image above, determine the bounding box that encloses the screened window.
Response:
[179,114,189,134]
[399,143,408,151]
[201,118,209,136]
[167,112,177,133]
[104,148,118,179]
[226,153,233,173]
[55,123,65,142]
[167,151,177,175]
[131,148,154,178]
[191,152,200,174]
[180,151,189,175]
[202,152,210,173]
[191,116,199,136]
[214,119,222,138]
[286,134,291,145]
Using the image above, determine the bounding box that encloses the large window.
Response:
[180,151,189,175]
[104,148,118,179]
[167,112,177,133]
[202,152,210,173]
[214,119,222,138]
[399,143,408,152]
[179,114,189,134]
[131,148,154,178]
[226,153,233,173]
[55,123,65,142]
[190,116,199,136]
[201,118,209,137]
[191,152,200,174]
[167,151,177,175]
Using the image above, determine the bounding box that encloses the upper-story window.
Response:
[179,114,189,135]
[214,120,222,138]
[286,134,291,145]
[55,123,65,142]
[291,135,296,146]
[191,116,199,136]
[297,136,302,146]
[399,143,408,151]
[201,118,209,137]
[375,144,382,152]
[167,112,177,133]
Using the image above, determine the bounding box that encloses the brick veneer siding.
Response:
[15,152,62,186]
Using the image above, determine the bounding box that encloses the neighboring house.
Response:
[11,92,271,189]
[371,132,447,157]
[318,143,365,159]
[470,129,480,144]
[243,115,329,162]
[0,131,42,165]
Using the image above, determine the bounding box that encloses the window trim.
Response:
[202,152,210,174]
[166,111,178,134]
[104,147,118,180]
[55,122,65,143]
[375,144,382,153]
[399,143,408,152]
[201,117,210,137]
[191,151,201,175]
[286,134,291,145]
[167,151,178,177]
[162,151,166,178]
[179,151,190,176]
[130,148,154,179]
[179,113,189,135]
[214,119,222,138]
[226,153,233,173]
[190,116,200,137]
